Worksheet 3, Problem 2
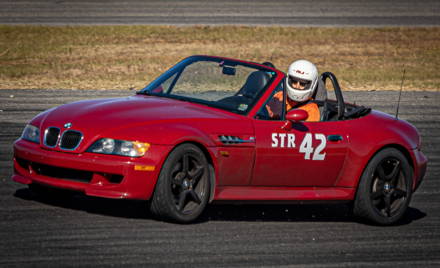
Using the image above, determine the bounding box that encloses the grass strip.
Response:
[0,25,439,91]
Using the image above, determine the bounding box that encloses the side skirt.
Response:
[214,186,356,201]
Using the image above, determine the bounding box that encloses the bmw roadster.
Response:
[12,55,427,224]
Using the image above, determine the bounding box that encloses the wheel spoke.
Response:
[376,159,401,182]
[189,190,202,204]
[385,194,392,217]
[388,161,401,182]
[393,188,407,199]
[171,162,182,174]
[371,190,384,200]
[376,164,386,181]
[172,172,185,186]
[182,154,190,174]
[177,190,189,211]
[189,165,204,186]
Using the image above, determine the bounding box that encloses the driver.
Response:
[267,59,320,121]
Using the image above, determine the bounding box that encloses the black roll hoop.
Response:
[321,72,345,120]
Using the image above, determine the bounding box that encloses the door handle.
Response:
[328,135,343,142]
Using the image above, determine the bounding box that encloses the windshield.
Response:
[139,56,276,114]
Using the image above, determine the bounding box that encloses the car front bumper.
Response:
[12,139,172,200]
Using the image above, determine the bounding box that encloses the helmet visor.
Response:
[288,75,312,90]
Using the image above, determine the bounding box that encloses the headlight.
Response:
[87,138,150,157]
[21,124,40,144]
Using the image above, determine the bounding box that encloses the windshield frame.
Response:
[138,55,278,115]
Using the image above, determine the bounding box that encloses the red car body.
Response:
[12,55,427,223]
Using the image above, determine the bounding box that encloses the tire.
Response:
[149,143,210,223]
[353,148,413,225]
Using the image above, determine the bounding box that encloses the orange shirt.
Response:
[272,91,320,122]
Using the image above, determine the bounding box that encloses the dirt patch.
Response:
[0,25,439,91]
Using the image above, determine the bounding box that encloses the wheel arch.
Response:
[373,144,415,189]
[353,143,415,190]
[382,144,414,170]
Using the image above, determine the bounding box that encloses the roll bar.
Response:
[321,72,345,120]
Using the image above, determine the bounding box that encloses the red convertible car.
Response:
[12,55,427,224]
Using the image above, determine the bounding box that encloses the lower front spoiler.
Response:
[12,173,135,199]
[12,139,171,200]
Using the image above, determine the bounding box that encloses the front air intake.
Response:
[60,130,83,150]
[44,127,60,147]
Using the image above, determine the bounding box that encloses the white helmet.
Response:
[286,60,319,102]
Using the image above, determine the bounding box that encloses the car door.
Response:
[251,84,349,187]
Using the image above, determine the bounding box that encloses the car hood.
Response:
[33,95,252,151]
[40,95,237,125]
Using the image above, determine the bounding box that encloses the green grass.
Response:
[0,25,439,91]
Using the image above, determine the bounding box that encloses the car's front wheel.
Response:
[353,148,413,225]
[149,143,210,223]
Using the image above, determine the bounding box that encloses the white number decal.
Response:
[312,134,326,160]
[271,132,327,160]
[299,133,313,160]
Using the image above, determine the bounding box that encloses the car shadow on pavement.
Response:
[199,203,426,226]
[14,187,426,225]
[14,187,150,219]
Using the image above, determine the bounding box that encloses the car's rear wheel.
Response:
[149,143,210,223]
[353,148,413,225]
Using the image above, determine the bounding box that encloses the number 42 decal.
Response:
[271,133,326,160]
[299,133,326,160]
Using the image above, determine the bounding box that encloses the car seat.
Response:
[236,71,270,98]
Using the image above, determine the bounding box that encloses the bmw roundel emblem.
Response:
[64,122,72,128]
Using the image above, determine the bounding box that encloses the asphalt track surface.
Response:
[0,0,439,26]
[0,89,439,266]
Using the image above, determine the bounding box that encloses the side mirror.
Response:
[286,109,309,122]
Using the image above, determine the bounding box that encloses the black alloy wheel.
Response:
[150,144,210,223]
[354,148,412,225]
[170,152,207,214]
[370,157,408,217]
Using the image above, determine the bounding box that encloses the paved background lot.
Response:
[0,89,439,266]
[1,0,438,265]
[0,0,439,26]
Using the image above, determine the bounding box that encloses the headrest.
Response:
[239,71,270,98]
